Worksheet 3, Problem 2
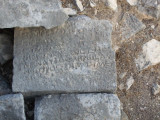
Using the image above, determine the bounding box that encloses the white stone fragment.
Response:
[89,0,96,7]
[127,0,137,6]
[75,0,84,11]
[126,76,134,90]
[135,39,160,70]
[152,83,160,95]
[107,0,118,11]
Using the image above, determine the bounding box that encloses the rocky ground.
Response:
[0,0,160,120]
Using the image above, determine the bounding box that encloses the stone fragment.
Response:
[0,94,26,120]
[152,83,160,95]
[35,93,121,120]
[135,39,160,70]
[126,76,134,90]
[0,75,11,95]
[121,13,146,40]
[0,34,13,64]
[137,0,160,18]
[13,16,117,96]
[0,0,69,29]
[127,0,137,6]
[106,0,118,11]
[89,0,96,7]
[75,0,84,11]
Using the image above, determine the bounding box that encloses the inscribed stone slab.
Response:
[13,16,117,96]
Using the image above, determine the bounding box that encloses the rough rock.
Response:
[135,39,160,70]
[0,74,11,95]
[0,94,26,120]
[35,93,121,120]
[13,16,117,96]
[121,13,146,40]
[0,34,13,64]
[152,83,160,95]
[0,0,69,29]
[63,8,77,16]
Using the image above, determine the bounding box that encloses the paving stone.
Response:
[135,39,160,70]
[0,34,13,64]
[13,16,117,96]
[0,0,69,29]
[34,93,121,120]
[0,94,26,120]
[0,74,11,95]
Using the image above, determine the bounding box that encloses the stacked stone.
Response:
[0,0,121,120]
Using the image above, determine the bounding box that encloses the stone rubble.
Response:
[35,93,121,120]
[0,94,26,120]
[75,0,84,11]
[152,83,160,95]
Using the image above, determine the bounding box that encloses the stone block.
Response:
[13,16,117,96]
[35,93,121,120]
[0,0,69,29]
[0,94,26,120]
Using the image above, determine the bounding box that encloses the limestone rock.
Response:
[35,93,121,120]
[0,75,11,95]
[135,39,160,70]
[0,94,26,120]
[13,16,117,96]
[0,34,13,64]
[0,0,69,29]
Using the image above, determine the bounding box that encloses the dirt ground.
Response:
[61,0,160,120]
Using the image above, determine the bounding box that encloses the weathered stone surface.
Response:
[35,93,121,120]
[126,0,160,18]
[13,16,116,96]
[101,0,118,11]
[0,94,26,120]
[135,39,160,70]
[121,13,146,40]
[0,0,69,29]
[0,34,13,64]
[0,74,11,95]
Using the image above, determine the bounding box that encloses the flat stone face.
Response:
[35,93,121,120]
[13,16,116,96]
[0,94,26,120]
[0,75,11,95]
[0,0,68,29]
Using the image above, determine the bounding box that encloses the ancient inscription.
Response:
[13,17,117,96]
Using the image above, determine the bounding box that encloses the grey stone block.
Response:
[13,16,117,96]
[0,34,13,64]
[35,93,121,120]
[0,75,11,95]
[0,0,68,29]
[0,94,26,120]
